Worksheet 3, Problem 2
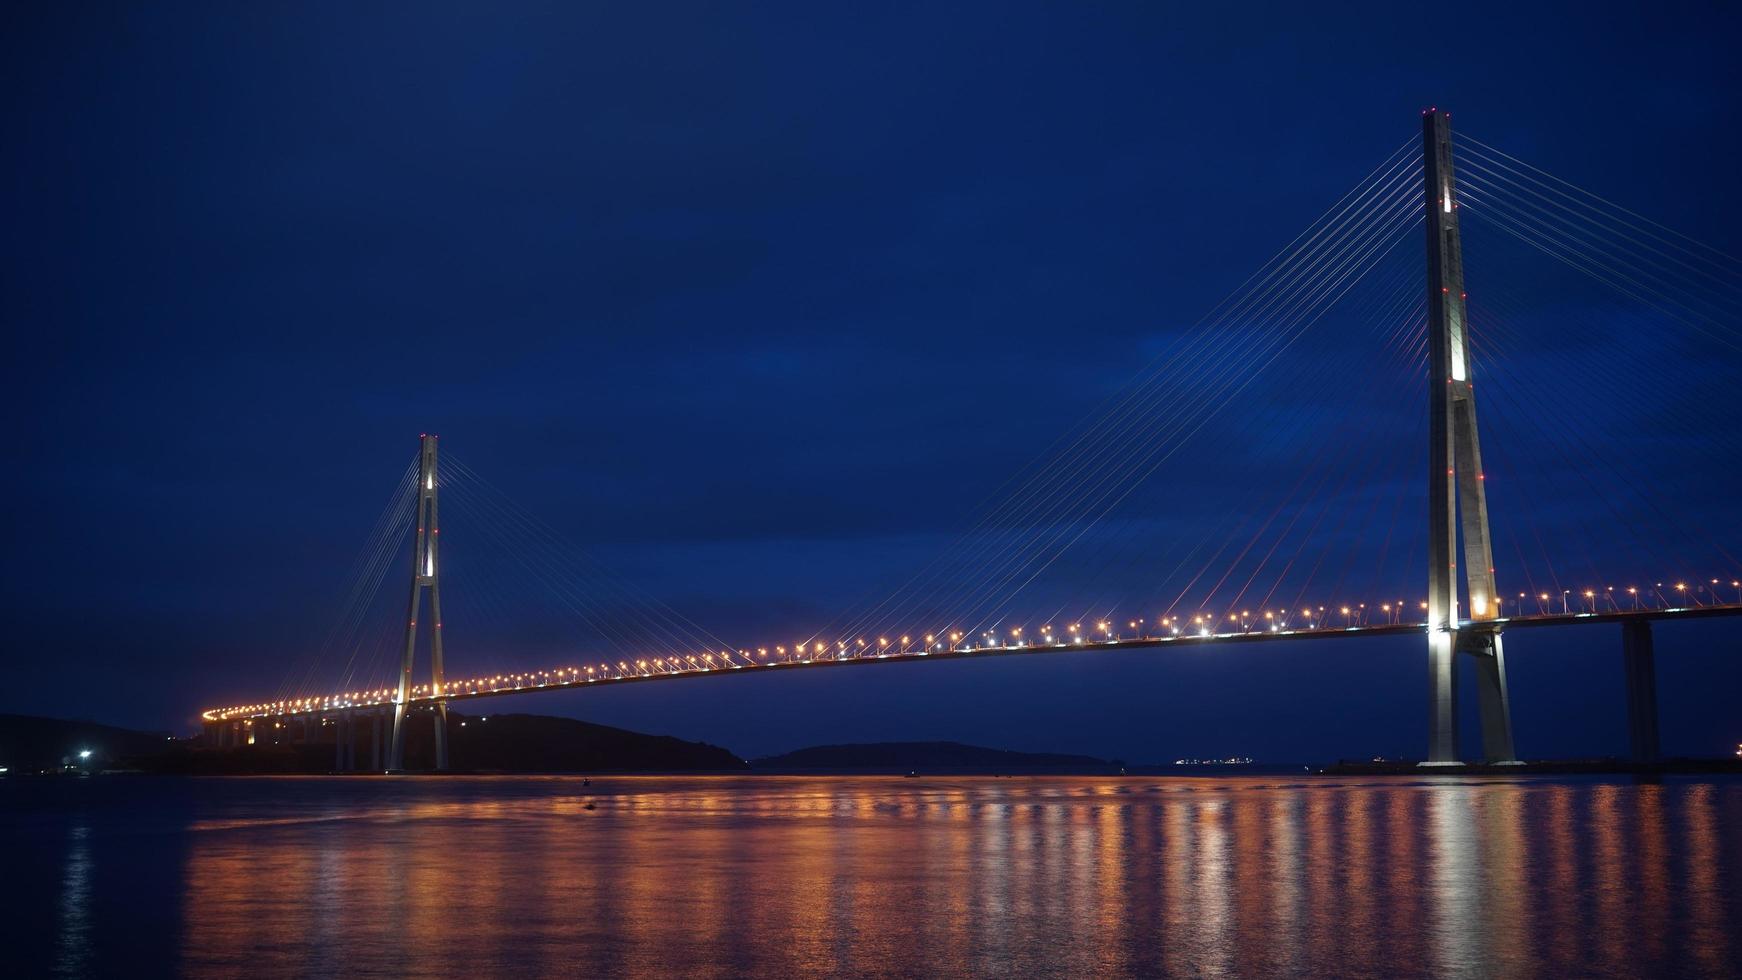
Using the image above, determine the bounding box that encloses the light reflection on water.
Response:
[4,775,1739,978]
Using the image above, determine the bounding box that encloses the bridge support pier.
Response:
[335,712,350,771]
[371,708,383,770]
[1622,620,1659,763]
[433,702,449,771]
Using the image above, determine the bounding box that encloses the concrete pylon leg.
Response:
[1425,630,1461,764]
[1472,635,1518,763]
[433,701,449,771]
[389,703,408,771]
[1622,620,1659,763]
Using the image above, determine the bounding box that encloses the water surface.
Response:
[5,775,1739,978]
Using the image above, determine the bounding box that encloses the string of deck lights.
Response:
[201,574,1742,722]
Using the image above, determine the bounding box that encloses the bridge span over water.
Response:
[200,110,1742,773]
[203,598,1740,771]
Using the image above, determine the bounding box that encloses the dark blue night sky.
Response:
[5,2,1740,762]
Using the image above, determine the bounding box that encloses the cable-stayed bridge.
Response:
[200,111,1742,771]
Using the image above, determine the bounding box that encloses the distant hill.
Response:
[435,712,747,772]
[0,713,176,771]
[755,741,1120,772]
[0,711,747,774]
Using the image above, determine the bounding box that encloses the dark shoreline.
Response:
[9,711,1740,779]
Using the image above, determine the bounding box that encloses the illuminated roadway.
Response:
[201,599,1742,724]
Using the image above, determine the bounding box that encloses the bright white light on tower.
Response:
[426,473,433,490]
[1443,182,1452,213]
[425,553,433,577]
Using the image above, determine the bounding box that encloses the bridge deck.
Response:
[201,602,1742,722]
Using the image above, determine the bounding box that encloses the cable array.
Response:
[1453,132,1742,595]
[813,138,1426,649]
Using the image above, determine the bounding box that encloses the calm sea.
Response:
[3,774,1739,978]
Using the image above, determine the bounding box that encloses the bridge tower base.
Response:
[1424,631,1460,764]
